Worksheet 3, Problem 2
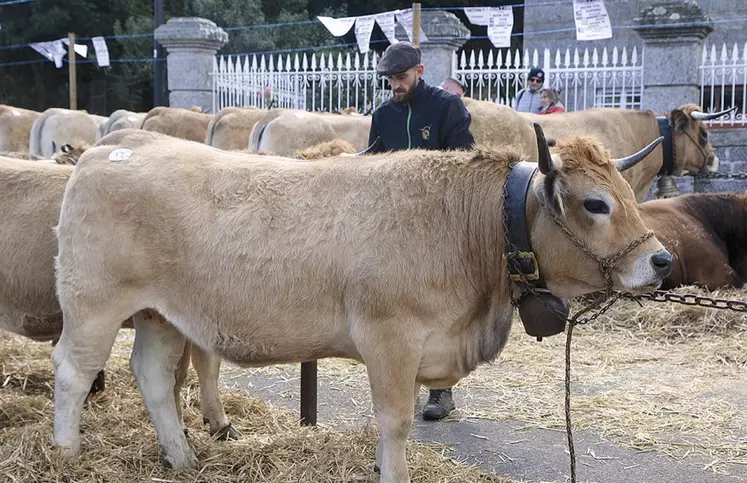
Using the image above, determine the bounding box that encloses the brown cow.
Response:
[522,104,730,202]
[141,106,214,142]
[0,105,41,152]
[51,127,671,481]
[205,106,268,151]
[639,192,747,290]
[0,155,233,439]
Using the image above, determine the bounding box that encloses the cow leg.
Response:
[375,381,422,474]
[190,345,236,440]
[52,306,125,459]
[51,335,106,399]
[359,334,422,483]
[173,339,192,433]
[130,311,198,469]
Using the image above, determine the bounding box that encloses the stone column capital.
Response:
[155,17,229,52]
[633,1,713,42]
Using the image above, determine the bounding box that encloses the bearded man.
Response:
[364,42,474,421]
[366,42,474,154]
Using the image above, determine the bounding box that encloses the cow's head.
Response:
[52,143,90,166]
[528,126,672,298]
[669,104,734,174]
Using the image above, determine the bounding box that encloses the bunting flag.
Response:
[317,15,357,37]
[91,36,110,67]
[375,12,398,46]
[29,40,66,68]
[487,7,514,48]
[573,0,612,40]
[354,15,376,54]
[61,38,89,58]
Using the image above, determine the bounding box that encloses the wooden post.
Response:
[412,3,422,47]
[68,32,77,110]
[300,361,317,426]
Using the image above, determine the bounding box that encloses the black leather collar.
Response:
[504,162,542,287]
[657,117,675,176]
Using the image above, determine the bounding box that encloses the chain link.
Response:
[623,290,747,312]
[686,171,747,180]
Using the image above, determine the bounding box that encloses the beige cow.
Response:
[29,108,107,157]
[463,97,538,158]
[0,105,41,152]
[52,126,672,481]
[249,109,371,156]
[0,154,234,439]
[205,106,269,150]
[141,106,214,142]
[521,104,731,201]
[96,109,146,141]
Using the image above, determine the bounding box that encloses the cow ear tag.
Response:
[109,148,133,162]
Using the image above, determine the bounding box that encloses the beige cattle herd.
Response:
[0,98,727,482]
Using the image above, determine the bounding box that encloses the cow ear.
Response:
[540,157,566,217]
[670,109,690,128]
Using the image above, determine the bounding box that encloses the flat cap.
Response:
[376,42,421,76]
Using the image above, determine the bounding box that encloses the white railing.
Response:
[700,42,747,127]
[212,51,391,114]
[454,46,644,112]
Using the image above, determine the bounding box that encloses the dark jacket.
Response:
[367,80,475,154]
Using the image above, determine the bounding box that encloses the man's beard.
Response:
[393,81,417,103]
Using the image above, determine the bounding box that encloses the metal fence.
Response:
[212,51,391,114]
[700,42,747,127]
[453,46,644,112]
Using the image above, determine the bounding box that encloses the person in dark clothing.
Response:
[366,41,475,422]
[367,43,474,155]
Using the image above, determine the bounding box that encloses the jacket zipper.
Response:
[407,103,412,149]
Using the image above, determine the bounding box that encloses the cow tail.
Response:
[205,115,218,146]
[28,109,49,155]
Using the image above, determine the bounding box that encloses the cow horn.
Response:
[614,136,664,172]
[690,105,737,121]
[533,123,553,175]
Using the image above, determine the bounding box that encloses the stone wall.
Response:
[645,127,747,199]
[523,0,742,53]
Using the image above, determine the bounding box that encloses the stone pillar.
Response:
[395,11,470,87]
[154,17,228,112]
[633,1,713,114]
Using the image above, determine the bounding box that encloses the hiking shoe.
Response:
[422,388,455,421]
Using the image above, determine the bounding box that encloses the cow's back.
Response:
[522,108,662,201]
[0,105,40,152]
[0,158,72,339]
[97,109,145,141]
[257,111,370,156]
[206,107,266,150]
[141,107,214,142]
[463,97,537,159]
[32,108,102,157]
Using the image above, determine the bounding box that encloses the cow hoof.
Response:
[162,451,199,470]
[183,428,189,438]
[212,424,238,441]
[373,463,380,473]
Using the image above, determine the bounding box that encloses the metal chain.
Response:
[686,170,747,180]
[563,288,746,482]
[623,290,747,312]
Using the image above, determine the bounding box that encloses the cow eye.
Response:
[583,199,610,215]
[700,130,708,141]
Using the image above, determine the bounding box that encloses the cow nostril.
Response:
[651,250,673,277]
